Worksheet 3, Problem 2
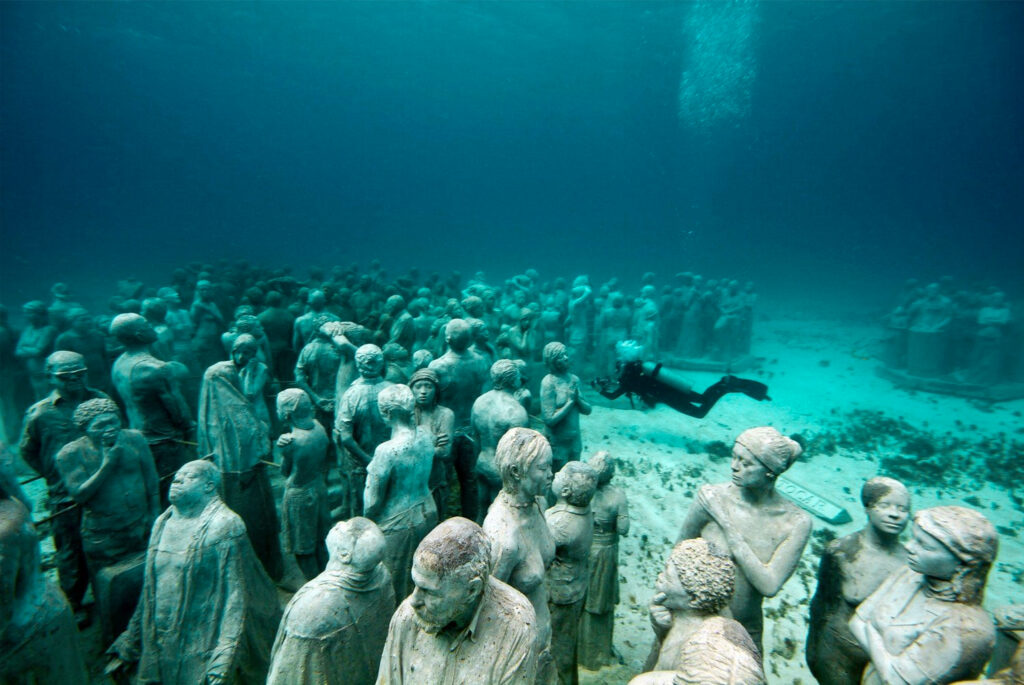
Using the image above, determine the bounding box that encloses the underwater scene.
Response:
[1,2,1022,684]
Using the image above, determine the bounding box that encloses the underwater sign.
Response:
[775,477,852,525]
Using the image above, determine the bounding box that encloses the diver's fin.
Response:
[723,376,770,402]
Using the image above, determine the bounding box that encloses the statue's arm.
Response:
[434,410,454,462]
[497,617,540,684]
[572,375,592,415]
[56,443,115,505]
[136,437,160,520]
[292,351,319,403]
[363,450,389,520]
[18,414,43,477]
[488,530,520,584]
[616,491,630,537]
[540,377,573,427]
[207,534,248,680]
[854,610,959,685]
[140,364,192,434]
[720,512,812,598]
[676,488,714,542]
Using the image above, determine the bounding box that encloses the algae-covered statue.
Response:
[409,367,456,520]
[428,318,489,521]
[110,313,194,507]
[19,350,110,610]
[807,477,911,685]
[632,538,764,685]
[198,333,283,581]
[55,398,160,598]
[482,427,556,682]
[0,478,88,684]
[377,517,539,684]
[335,343,394,517]
[545,460,598,685]
[579,450,630,670]
[363,383,438,600]
[676,426,811,653]
[110,460,282,684]
[540,342,592,472]
[850,506,999,685]
[472,359,530,517]
[15,300,57,400]
[266,518,395,685]
[276,388,331,580]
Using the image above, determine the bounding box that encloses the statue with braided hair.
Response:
[55,397,160,630]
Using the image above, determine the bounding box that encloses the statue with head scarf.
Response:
[850,505,998,685]
[676,426,812,655]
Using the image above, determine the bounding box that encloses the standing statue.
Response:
[632,538,764,685]
[109,460,282,685]
[409,368,456,519]
[276,388,331,580]
[364,384,438,600]
[15,300,57,400]
[632,285,661,361]
[55,399,160,613]
[266,518,395,685]
[676,426,811,654]
[198,333,283,581]
[292,289,339,351]
[483,427,557,683]
[335,344,394,518]
[428,319,489,521]
[0,483,88,684]
[540,342,592,474]
[190,279,227,371]
[20,351,110,610]
[564,281,593,365]
[294,317,343,430]
[807,477,911,685]
[850,506,999,685]
[54,307,113,394]
[472,359,530,517]
[545,461,598,685]
[579,451,630,670]
[110,313,194,507]
[377,517,539,684]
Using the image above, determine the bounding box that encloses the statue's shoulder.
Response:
[487,576,537,627]
[205,502,248,541]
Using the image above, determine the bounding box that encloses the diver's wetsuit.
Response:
[594,361,769,418]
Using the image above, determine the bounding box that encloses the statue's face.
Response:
[72,314,92,333]
[410,560,480,634]
[906,525,960,580]
[547,347,569,373]
[168,464,212,508]
[51,369,87,394]
[231,345,257,369]
[519,448,553,499]
[411,380,436,407]
[866,490,911,537]
[730,445,773,490]
[654,559,691,611]
[86,412,121,447]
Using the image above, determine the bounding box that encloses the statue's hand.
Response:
[206,672,227,684]
[108,632,140,663]
[649,593,672,633]
[276,434,294,449]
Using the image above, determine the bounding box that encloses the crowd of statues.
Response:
[881,278,1022,385]
[1,261,1019,685]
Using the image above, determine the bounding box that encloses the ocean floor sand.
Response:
[578,314,1024,683]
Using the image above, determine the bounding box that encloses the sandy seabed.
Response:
[577,314,1023,684]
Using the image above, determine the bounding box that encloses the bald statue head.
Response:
[444,319,471,352]
[110,313,158,347]
[326,517,387,573]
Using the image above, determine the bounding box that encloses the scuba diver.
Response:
[591,340,769,418]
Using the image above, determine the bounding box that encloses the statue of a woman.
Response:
[483,427,556,683]
[676,426,811,654]
[850,506,999,685]
[806,477,911,685]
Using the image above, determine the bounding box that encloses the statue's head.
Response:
[141,297,168,324]
[409,368,440,408]
[411,349,434,372]
[494,427,552,498]
[355,344,384,379]
[385,294,405,315]
[169,460,221,510]
[862,477,911,538]
[157,286,181,307]
[377,383,415,423]
[46,351,88,394]
[444,319,471,352]
[489,359,520,392]
[467,318,490,344]
[231,333,259,368]
[73,398,122,447]
[909,506,998,604]
[552,461,598,508]
[410,517,491,634]
[588,450,615,486]
[326,517,386,573]
[731,427,802,483]
[110,313,158,346]
[382,342,409,363]
[22,300,48,326]
[543,341,569,373]
[656,538,736,615]
[308,289,327,309]
[276,388,313,423]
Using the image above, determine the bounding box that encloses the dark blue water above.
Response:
[2,1,1022,309]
